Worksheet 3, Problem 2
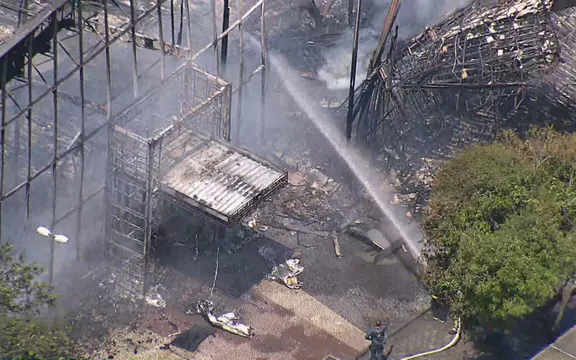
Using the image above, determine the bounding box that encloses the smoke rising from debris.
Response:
[317,0,472,90]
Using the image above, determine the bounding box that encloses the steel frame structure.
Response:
[0,0,269,290]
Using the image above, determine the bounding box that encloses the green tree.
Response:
[422,127,576,331]
[0,242,76,359]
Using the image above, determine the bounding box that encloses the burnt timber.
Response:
[348,0,576,173]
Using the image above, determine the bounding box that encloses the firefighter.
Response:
[365,321,387,360]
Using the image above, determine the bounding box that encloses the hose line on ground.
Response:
[399,318,462,360]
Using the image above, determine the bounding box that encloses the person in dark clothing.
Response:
[365,321,388,360]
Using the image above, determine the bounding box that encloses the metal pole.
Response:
[184,0,192,58]
[178,0,184,45]
[103,0,113,260]
[26,33,33,220]
[210,0,220,75]
[142,144,154,296]
[129,0,139,98]
[259,0,267,144]
[234,0,244,145]
[370,0,402,72]
[157,2,166,80]
[0,58,7,243]
[221,0,230,74]
[104,0,112,117]
[346,0,361,141]
[12,105,20,189]
[75,0,86,263]
[170,0,175,44]
[49,13,59,286]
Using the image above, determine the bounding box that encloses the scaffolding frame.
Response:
[105,63,232,294]
[0,0,270,290]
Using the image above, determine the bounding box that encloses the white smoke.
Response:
[317,0,473,90]
[317,28,377,90]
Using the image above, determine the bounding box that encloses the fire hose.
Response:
[398,318,462,360]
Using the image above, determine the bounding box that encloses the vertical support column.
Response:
[178,0,184,46]
[170,0,176,44]
[0,59,7,243]
[184,0,193,58]
[129,0,139,98]
[221,0,230,74]
[346,0,361,141]
[75,1,86,263]
[142,141,155,296]
[25,33,33,220]
[13,103,20,189]
[211,0,220,75]
[104,0,113,258]
[49,13,60,286]
[157,2,166,80]
[259,0,267,145]
[234,0,245,145]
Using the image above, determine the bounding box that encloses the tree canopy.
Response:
[0,242,76,359]
[422,127,576,330]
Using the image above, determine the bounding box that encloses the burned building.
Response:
[0,0,285,297]
[349,0,576,171]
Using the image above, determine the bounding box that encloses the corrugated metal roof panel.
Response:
[161,131,287,226]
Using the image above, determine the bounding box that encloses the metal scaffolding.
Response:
[0,0,271,292]
[105,63,232,294]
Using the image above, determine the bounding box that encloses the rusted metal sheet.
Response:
[161,131,287,226]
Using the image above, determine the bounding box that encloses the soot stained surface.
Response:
[154,217,293,298]
[171,324,216,352]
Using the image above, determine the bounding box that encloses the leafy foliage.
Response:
[422,127,576,330]
[0,242,76,359]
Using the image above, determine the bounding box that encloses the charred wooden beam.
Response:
[3,17,75,84]
[346,0,362,140]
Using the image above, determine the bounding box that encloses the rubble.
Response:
[345,0,576,207]
[288,172,308,186]
[0,25,13,43]
[266,255,305,290]
[246,217,269,232]
[186,300,255,338]
[331,233,342,258]
[344,222,406,263]
[145,285,167,309]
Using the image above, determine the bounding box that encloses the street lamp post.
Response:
[37,226,69,285]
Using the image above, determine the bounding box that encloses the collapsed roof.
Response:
[350,0,576,168]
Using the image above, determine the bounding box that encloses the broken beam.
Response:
[83,14,189,58]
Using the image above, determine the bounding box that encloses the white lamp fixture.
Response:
[37,226,69,244]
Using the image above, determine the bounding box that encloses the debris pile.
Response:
[266,255,305,290]
[186,300,255,338]
[145,284,167,309]
[345,0,576,202]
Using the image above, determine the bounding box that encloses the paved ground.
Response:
[533,324,576,360]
